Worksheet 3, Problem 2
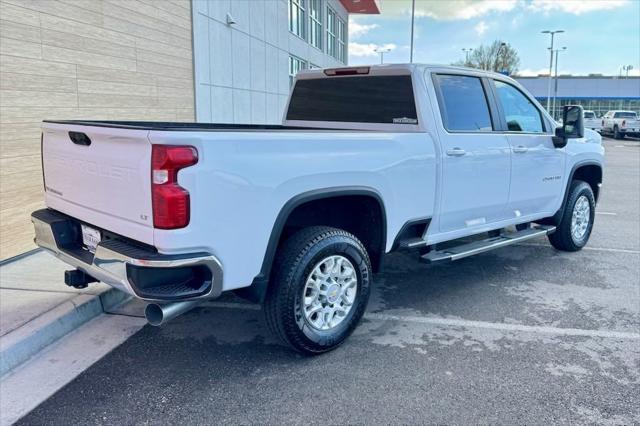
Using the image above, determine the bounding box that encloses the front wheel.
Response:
[548,180,595,251]
[264,226,371,354]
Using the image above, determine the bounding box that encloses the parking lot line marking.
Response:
[364,313,640,340]
[515,243,640,254]
[595,211,617,216]
[203,302,640,341]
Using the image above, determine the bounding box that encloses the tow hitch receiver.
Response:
[64,269,98,289]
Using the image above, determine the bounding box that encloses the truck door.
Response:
[490,79,565,217]
[432,74,512,234]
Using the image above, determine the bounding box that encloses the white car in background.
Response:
[601,110,640,139]
[583,110,601,132]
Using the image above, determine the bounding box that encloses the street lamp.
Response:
[375,47,391,64]
[462,48,473,64]
[622,64,634,78]
[409,0,415,63]
[551,46,567,119]
[541,30,565,112]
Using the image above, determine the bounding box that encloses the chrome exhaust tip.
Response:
[145,300,200,326]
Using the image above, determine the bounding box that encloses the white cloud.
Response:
[381,0,517,20]
[349,42,397,57]
[378,0,628,19]
[474,21,489,35]
[515,68,552,77]
[349,19,379,39]
[515,68,574,77]
[528,0,630,15]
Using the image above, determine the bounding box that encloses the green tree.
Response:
[453,40,520,75]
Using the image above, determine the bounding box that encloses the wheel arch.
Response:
[544,161,602,226]
[236,187,387,303]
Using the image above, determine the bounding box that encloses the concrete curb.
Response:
[0,288,131,378]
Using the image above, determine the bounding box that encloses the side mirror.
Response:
[553,105,584,148]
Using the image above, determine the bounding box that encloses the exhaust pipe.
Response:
[145,300,200,326]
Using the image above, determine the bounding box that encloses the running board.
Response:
[421,225,556,264]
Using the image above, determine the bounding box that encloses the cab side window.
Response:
[494,80,544,133]
[434,74,493,132]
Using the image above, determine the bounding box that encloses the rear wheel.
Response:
[548,180,595,251]
[613,126,624,139]
[264,226,371,354]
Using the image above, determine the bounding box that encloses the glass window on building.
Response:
[326,6,336,58]
[337,17,346,63]
[289,0,306,39]
[289,55,307,87]
[308,0,322,50]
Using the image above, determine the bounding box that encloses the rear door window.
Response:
[433,74,493,132]
[286,75,418,124]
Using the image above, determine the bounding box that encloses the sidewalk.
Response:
[0,250,150,425]
[0,250,133,376]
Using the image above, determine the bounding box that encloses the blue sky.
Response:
[348,0,640,76]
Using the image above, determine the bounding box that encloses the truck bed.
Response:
[42,120,367,132]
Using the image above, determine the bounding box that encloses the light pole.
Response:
[623,65,634,78]
[551,46,567,120]
[409,0,415,63]
[375,47,391,64]
[541,30,564,112]
[462,48,473,64]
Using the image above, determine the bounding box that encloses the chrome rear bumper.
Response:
[31,209,223,302]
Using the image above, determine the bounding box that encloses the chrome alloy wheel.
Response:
[302,255,358,331]
[571,195,591,242]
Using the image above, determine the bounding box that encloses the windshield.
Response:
[583,112,595,119]
[287,75,418,124]
[614,112,637,119]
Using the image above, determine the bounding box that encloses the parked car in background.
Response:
[601,110,640,139]
[31,64,604,354]
[583,110,601,132]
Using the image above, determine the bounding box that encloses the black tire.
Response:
[614,126,624,139]
[264,226,372,354]
[548,180,596,252]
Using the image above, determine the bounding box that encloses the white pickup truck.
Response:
[601,110,640,139]
[583,110,601,132]
[32,64,604,354]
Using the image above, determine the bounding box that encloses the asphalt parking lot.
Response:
[19,137,639,425]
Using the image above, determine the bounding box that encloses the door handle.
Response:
[513,145,528,153]
[446,148,466,157]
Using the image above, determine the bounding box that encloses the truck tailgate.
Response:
[41,122,154,245]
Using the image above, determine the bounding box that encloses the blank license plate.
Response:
[81,224,101,253]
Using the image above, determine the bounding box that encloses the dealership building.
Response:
[515,76,640,118]
[0,0,380,259]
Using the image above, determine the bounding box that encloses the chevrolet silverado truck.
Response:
[32,64,604,354]
[601,110,640,139]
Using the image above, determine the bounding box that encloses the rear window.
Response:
[614,112,637,119]
[286,75,418,124]
[584,112,595,119]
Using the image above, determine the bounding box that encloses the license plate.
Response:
[81,224,101,253]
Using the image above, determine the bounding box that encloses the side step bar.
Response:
[421,225,556,264]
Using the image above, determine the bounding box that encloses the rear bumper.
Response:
[31,209,223,302]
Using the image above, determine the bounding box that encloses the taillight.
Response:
[323,66,370,76]
[151,145,198,229]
